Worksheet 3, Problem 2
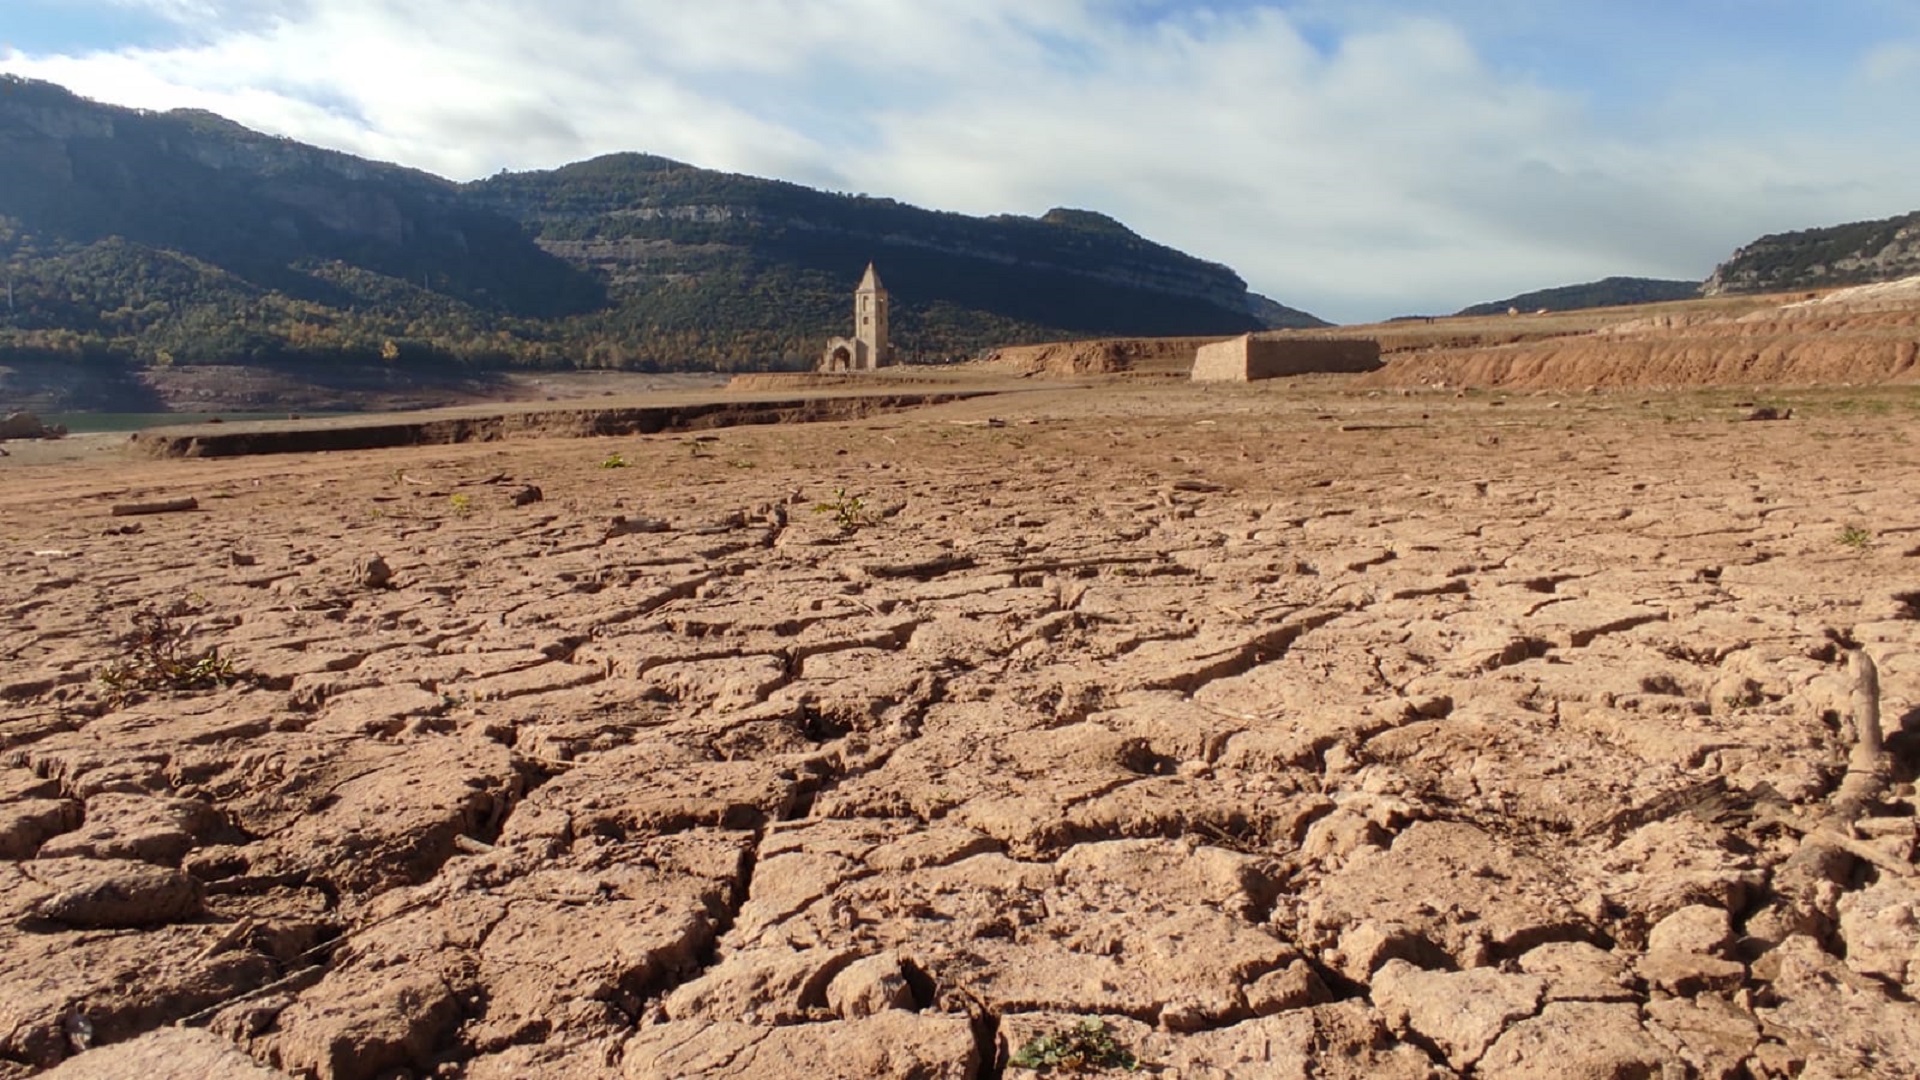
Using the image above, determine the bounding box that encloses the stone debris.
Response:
[0,386,1916,1076]
[353,553,394,589]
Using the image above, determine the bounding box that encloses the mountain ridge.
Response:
[1453,276,1702,317]
[0,76,1320,380]
[1704,210,1920,296]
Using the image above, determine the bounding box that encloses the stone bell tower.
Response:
[853,262,890,369]
[818,262,893,371]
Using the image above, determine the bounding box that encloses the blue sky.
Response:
[3,1,1918,322]
[5,1,177,54]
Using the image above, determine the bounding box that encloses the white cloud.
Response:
[1861,39,1920,84]
[5,0,1920,321]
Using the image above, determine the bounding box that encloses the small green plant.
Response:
[97,604,239,707]
[600,452,629,469]
[1838,525,1872,549]
[449,493,472,516]
[1721,678,1765,710]
[1010,1018,1139,1074]
[812,488,879,531]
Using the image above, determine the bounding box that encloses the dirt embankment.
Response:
[977,336,1230,376]
[723,370,995,393]
[3,386,1918,1078]
[1358,279,1920,390]
[125,391,1001,458]
[962,284,1920,390]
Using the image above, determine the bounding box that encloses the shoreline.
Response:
[3,373,1036,466]
[125,388,1008,459]
[0,430,133,468]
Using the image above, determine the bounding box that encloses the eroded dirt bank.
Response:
[3,385,1918,1078]
[977,337,1228,376]
[1356,280,1920,390]
[123,390,1000,459]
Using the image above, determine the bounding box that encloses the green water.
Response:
[41,412,344,434]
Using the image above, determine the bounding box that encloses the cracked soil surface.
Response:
[3,381,1919,1078]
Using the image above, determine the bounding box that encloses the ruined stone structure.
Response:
[1190,333,1382,382]
[818,263,893,372]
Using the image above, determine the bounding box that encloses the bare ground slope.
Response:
[1357,281,1920,390]
[976,336,1229,376]
[3,384,1919,1078]
[958,282,1920,389]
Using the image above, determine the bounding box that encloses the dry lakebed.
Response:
[1,381,1918,1078]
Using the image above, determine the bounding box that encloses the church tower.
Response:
[853,262,890,368]
[817,262,893,371]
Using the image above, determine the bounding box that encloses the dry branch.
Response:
[110,497,198,517]
[1767,648,1911,879]
[1828,648,1888,826]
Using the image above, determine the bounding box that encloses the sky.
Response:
[3,1,1918,323]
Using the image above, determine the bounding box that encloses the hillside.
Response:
[0,77,1302,389]
[463,155,1283,363]
[1705,209,1920,295]
[1347,281,1920,390]
[1454,276,1700,317]
[1245,291,1330,330]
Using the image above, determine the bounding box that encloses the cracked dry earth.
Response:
[3,384,1920,1079]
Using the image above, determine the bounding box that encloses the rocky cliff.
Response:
[0,78,596,316]
[1704,210,1920,296]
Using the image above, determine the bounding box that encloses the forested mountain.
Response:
[1704,211,1920,296]
[467,157,1326,365]
[1453,277,1701,317]
[0,77,1311,375]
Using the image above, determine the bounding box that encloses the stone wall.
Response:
[1191,334,1382,382]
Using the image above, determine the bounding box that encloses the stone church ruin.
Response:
[818,263,893,372]
[1190,333,1382,382]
